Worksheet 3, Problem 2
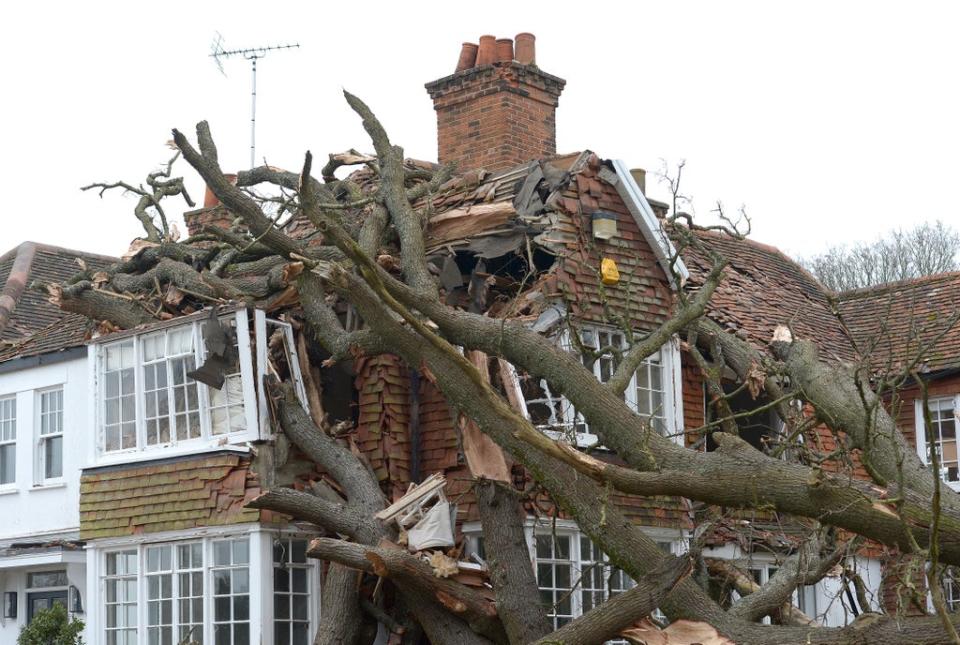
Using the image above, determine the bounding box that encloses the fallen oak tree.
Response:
[51,91,960,645]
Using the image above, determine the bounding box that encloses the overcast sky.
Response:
[3,1,958,261]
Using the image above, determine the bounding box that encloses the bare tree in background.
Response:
[801,221,960,292]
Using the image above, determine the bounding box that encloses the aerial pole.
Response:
[210,35,300,169]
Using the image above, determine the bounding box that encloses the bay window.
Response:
[96,533,315,645]
[94,310,259,459]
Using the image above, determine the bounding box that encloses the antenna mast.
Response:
[210,36,300,168]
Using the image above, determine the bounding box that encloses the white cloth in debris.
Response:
[407,500,456,551]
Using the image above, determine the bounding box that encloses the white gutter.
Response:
[610,159,689,289]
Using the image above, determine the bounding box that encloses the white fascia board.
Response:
[610,159,689,289]
[0,549,86,569]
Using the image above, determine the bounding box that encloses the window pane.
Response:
[43,435,62,480]
[0,444,15,484]
[28,570,68,588]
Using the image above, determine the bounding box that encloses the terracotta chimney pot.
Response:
[515,33,536,65]
[203,173,238,208]
[476,35,496,66]
[456,42,478,72]
[495,38,514,63]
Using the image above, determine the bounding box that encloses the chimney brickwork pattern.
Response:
[425,34,566,175]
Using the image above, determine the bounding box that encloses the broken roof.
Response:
[681,229,856,362]
[0,314,92,365]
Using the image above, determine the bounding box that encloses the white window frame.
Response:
[272,536,314,645]
[914,394,960,491]
[35,386,65,485]
[103,549,139,645]
[522,326,683,448]
[0,395,16,488]
[88,528,319,645]
[92,310,260,464]
[463,519,686,630]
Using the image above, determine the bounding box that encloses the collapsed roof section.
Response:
[681,229,857,362]
[288,150,687,335]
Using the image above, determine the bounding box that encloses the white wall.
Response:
[0,356,88,541]
[702,544,882,627]
[818,556,883,627]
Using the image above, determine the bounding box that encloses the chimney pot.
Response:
[495,38,514,63]
[476,35,496,66]
[203,174,238,208]
[426,36,565,174]
[629,168,647,195]
[515,33,536,65]
[456,42,478,72]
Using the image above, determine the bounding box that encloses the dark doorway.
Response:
[27,590,67,621]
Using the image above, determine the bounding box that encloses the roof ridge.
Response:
[837,270,960,300]
[0,242,39,336]
[0,240,117,264]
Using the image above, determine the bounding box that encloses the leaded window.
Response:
[105,550,138,645]
[273,538,311,645]
[212,538,250,645]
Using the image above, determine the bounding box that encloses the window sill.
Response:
[94,441,252,468]
[31,482,67,491]
[0,487,18,496]
[541,428,600,449]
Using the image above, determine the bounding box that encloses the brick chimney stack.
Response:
[425,34,566,175]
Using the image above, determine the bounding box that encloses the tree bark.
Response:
[474,480,551,644]
[307,538,506,644]
[532,555,691,645]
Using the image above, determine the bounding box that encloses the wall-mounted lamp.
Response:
[3,592,16,619]
[69,586,83,614]
[591,211,618,241]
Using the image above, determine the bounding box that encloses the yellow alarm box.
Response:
[601,257,620,285]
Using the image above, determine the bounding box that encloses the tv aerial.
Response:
[210,33,300,168]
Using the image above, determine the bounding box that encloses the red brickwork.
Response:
[426,62,565,174]
[183,205,236,238]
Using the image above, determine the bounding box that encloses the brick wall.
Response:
[426,62,565,174]
[183,205,236,238]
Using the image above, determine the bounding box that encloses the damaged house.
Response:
[0,32,958,645]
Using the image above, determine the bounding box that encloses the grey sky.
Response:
[3,1,957,260]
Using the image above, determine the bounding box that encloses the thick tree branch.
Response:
[307,538,506,644]
[532,555,692,645]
